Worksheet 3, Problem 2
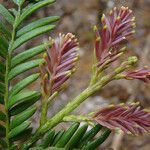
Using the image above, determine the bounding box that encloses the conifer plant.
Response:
[0,0,150,150]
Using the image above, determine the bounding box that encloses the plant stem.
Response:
[40,86,58,126]
[40,86,96,132]
[22,57,137,149]
[4,7,21,149]
[40,95,48,126]
[5,27,16,149]
[63,115,94,126]
[47,92,58,107]
[22,83,107,150]
[4,54,11,149]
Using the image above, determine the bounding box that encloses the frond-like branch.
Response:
[124,68,150,82]
[94,6,135,67]
[40,33,79,95]
[93,103,150,135]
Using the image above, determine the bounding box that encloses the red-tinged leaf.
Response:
[93,103,150,135]
[124,68,150,82]
[94,7,135,66]
[40,33,79,95]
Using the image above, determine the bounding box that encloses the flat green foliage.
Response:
[0,0,59,149]
[12,25,55,50]
[11,44,46,68]
[83,129,111,150]
[10,106,36,129]
[13,0,25,6]
[17,0,56,26]
[8,91,41,109]
[17,16,59,37]
[8,59,44,80]
[0,4,14,24]
[9,73,40,98]
[9,121,31,139]
[37,123,110,150]
[0,21,11,39]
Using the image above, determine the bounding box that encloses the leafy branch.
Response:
[0,2,150,150]
[22,7,150,149]
[0,0,59,149]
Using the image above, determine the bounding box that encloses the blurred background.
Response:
[1,0,150,149]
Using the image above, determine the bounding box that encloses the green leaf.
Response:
[0,36,8,51]
[52,130,65,146]
[10,95,40,116]
[56,122,80,148]
[0,138,7,148]
[17,0,56,25]
[12,25,55,50]
[8,91,40,109]
[0,72,5,83]
[0,4,14,24]
[0,73,5,83]
[17,16,59,37]
[11,128,32,142]
[0,47,7,58]
[9,73,40,98]
[0,111,6,122]
[45,148,67,150]
[29,147,44,150]
[0,82,5,94]
[0,124,6,135]
[10,106,36,129]
[11,44,46,68]
[83,129,111,150]
[0,37,8,59]
[8,59,44,80]
[10,144,17,150]
[13,0,25,6]
[78,124,102,148]
[0,61,5,74]
[0,21,11,39]
[64,124,88,150]
[0,94,4,104]
[9,121,31,139]
[9,8,18,17]
[42,130,55,148]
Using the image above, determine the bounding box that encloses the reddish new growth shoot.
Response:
[94,6,135,67]
[40,33,79,95]
[124,68,150,82]
[94,103,150,135]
